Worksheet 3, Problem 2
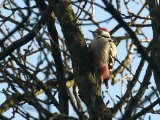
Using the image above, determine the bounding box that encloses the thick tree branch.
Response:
[35,0,69,114]
[52,0,112,119]
[146,0,160,92]
[0,20,43,61]
[133,98,160,119]
[0,3,55,61]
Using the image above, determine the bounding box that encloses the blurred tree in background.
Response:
[0,0,159,120]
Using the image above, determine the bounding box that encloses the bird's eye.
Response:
[97,31,102,34]
[94,31,98,35]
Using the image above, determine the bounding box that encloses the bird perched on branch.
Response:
[89,27,117,88]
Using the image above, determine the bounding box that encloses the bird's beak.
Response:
[89,30,94,34]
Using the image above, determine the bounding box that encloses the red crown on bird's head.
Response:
[96,27,109,32]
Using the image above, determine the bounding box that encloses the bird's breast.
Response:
[90,39,111,67]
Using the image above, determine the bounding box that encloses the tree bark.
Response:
[35,0,69,114]
[147,0,160,91]
[52,0,112,119]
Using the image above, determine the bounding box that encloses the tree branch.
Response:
[146,0,160,92]
[102,0,160,87]
[133,98,160,119]
[123,65,152,119]
[35,0,69,114]
[111,59,145,115]
[53,0,112,119]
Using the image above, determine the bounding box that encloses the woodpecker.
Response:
[89,27,117,88]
